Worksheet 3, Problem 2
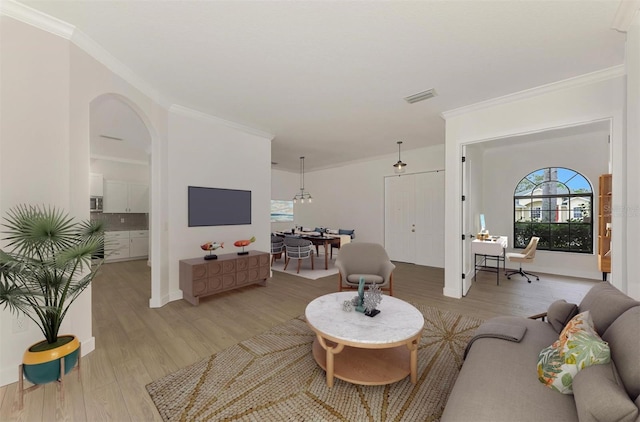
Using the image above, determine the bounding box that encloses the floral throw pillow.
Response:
[537,311,611,394]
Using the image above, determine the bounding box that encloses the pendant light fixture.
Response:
[293,156,312,204]
[393,141,407,174]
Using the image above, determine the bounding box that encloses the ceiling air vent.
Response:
[404,89,437,104]
[99,134,124,141]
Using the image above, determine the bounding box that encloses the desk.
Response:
[471,236,508,285]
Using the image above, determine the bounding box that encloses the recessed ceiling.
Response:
[18,0,626,171]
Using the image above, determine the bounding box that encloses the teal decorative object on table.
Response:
[355,277,366,312]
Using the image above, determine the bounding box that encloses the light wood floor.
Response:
[0,257,595,421]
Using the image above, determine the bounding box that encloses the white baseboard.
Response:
[443,286,462,299]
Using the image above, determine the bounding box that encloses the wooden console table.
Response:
[179,250,270,305]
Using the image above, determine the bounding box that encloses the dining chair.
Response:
[270,235,285,265]
[283,237,314,274]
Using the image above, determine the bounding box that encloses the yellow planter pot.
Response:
[22,335,79,385]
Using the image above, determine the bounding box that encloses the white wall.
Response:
[90,159,149,183]
[0,14,275,387]
[167,107,272,301]
[625,13,640,300]
[443,72,627,299]
[295,145,445,245]
[0,15,72,385]
[0,15,171,387]
[481,131,609,280]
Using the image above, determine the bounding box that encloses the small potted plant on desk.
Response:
[0,205,105,407]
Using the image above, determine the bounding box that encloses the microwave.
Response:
[90,196,103,212]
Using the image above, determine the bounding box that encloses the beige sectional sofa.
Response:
[442,282,640,422]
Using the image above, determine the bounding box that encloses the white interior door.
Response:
[461,147,472,295]
[384,175,416,263]
[415,171,445,267]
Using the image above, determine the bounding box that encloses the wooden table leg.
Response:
[323,242,329,270]
[316,334,345,387]
[407,338,419,384]
[18,364,23,409]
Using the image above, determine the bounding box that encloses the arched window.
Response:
[513,168,593,253]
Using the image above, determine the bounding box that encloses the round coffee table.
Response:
[305,292,424,387]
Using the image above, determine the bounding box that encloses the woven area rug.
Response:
[146,305,482,422]
[270,253,339,280]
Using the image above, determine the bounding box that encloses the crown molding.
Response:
[1,1,164,104]
[0,0,73,39]
[169,104,275,140]
[611,0,640,32]
[2,0,273,139]
[441,65,625,120]
[70,29,163,104]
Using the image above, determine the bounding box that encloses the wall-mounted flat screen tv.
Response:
[188,186,251,227]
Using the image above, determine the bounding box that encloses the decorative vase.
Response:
[22,335,80,385]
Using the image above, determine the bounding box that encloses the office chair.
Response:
[505,236,540,283]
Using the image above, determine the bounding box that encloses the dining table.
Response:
[300,234,341,270]
[277,232,340,270]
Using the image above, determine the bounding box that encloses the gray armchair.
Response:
[335,242,395,296]
[283,237,314,274]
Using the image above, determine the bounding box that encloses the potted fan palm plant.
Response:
[0,204,104,387]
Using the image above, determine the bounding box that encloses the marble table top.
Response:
[305,292,424,345]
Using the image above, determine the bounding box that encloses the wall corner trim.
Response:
[441,65,626,120]
[1,0,74,39]
[1,0,164,105]
[169,104,275,140]
[611,0,640,32]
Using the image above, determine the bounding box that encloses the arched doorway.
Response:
[89,93,159,306]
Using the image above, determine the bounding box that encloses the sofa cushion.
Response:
[547,299,578,333]
[346,274,384,285]
[573,362,639,422]
[441,316,578,421]
[602,306,640,400]
[537,311,610,394]
[578,282,640,336]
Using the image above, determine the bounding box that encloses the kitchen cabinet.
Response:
[103,180,149,213]
[105,231,130,261]
[105,230,149,262]
[90,173,103,196]
[130,230,149,258]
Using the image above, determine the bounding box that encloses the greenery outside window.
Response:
[514,167,593,253]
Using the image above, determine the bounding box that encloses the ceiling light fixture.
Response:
[393,141,407,174]
[404,88,437,104]
[293,156,312,204]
